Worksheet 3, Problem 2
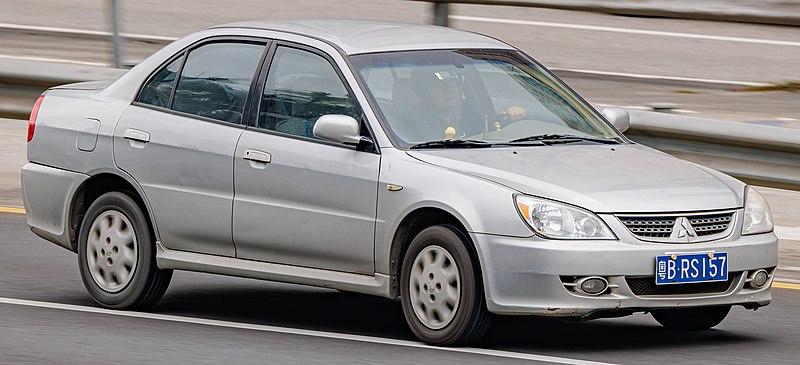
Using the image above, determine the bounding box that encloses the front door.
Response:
[233,45,380,273]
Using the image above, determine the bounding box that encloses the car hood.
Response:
[406,143,745,213]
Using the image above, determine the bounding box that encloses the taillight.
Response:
[28,95,45,142]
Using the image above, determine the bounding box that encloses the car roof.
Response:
[212,19,514,55]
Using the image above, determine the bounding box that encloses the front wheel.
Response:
[400,225,490,346]
[77,192,172,309]
[651,306,731,330]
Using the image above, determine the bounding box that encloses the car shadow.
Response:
[150,272,760,353]
[484,315,756,353]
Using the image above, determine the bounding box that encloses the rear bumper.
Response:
[21,162,88,251]
[472,227,778,317]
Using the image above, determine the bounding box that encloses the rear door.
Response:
[232,44,380,274]
[114,39,268,256]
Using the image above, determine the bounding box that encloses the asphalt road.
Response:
[1,0,797,125]
[0,211,798,364]
[0,2,798,362]
[1,0,798,83]
[1,0,798,129]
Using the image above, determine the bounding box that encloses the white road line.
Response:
[0,296,616,365]
[550,67,769,87]
[451,15,800,47]
[775,225,800,241]
[0,54,109,67]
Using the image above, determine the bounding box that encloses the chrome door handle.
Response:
[243,149,271,163]
[123,128,150,143]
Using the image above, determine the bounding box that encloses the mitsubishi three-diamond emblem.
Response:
[670,217,697,242]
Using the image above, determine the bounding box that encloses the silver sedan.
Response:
[22,20,777,346]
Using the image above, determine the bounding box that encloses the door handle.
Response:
[123,128,150,143]
[243,149,271,163]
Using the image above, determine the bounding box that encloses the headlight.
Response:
[742,186,773,235]
[515,195,616,240]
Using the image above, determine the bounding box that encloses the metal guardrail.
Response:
[624,110,800,191]
[0,63,797,192]
[0,59,126,120]
[411,0,800,27]
[407,0,800,190]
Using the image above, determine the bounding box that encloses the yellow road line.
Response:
[773,282,800,290]
[0,206,25,214]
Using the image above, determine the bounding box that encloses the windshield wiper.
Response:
[410,139,492,149]
[508,134,620,145]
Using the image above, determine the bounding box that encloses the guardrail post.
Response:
[432,1,450,26]
[109,0,123,68]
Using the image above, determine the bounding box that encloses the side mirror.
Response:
[601,108,630,133]
[313,115,364,145]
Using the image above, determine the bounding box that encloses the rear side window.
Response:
[171,42,266,124]
[138,56,183,108]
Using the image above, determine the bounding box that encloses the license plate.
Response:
[655,252,728,285]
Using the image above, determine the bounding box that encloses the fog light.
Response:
[576,276,609,295]
[749,269,769,288]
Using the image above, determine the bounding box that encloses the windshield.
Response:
[349,49,624,148]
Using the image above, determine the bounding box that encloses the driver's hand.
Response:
[504,106,527,122]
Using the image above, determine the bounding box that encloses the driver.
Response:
[398,67,526,142]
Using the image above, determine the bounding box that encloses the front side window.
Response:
[350,49,623,147]
[171,42,266,123]
[258,46,360,138]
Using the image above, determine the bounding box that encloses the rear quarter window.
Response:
[137,56,183,108]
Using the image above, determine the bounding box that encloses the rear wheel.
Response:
[400,225,490,345]
[77,192,172,309]
[652,306,731,330]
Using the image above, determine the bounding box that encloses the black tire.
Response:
[400,224,490,346]
[77,191,172,309]
[652,306,731,330]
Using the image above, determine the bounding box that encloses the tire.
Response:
[400,224,490,346]
[651,306,731,330]
[77,191,172,309]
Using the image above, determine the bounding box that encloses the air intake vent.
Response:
[626,274,738,296]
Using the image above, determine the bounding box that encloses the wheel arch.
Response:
[67,169,157,252]
[388,207,481,298]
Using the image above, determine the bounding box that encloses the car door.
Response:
[114,40,268,257]
[233,44,380,274]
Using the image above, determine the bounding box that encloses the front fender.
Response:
[374,149,533,274]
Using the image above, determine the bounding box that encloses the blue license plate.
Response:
[655,252,728,285]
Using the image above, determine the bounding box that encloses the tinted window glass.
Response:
[259,47,360,138]
[350,50,622,147]
[172,42,265,123]
[138,56,183,108]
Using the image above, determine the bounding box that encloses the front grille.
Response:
[618,216,675,238]
[626,274,738,296]
[688,213,733,236]
[617,211,734,242]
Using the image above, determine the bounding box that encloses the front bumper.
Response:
[472,215,778,317]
